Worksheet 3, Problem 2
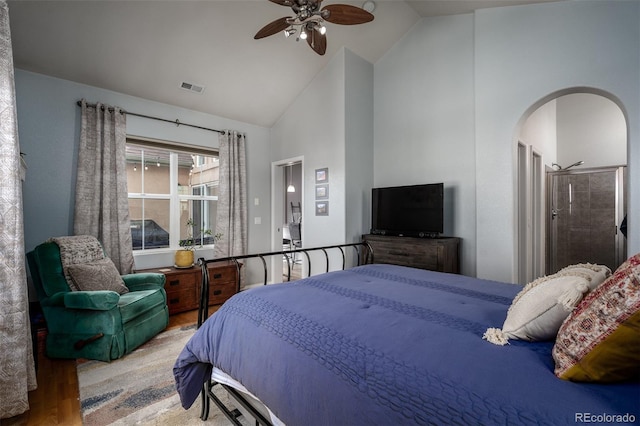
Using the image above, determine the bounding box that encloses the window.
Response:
[126,140,219,251]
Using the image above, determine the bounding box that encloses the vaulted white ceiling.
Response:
[7,0,562,128]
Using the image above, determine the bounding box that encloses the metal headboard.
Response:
[196,241,374,327]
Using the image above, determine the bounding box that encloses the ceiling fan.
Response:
[254,0,375,56]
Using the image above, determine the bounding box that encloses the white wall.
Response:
[556,93,627,168]
[16,70,272,273]
[271,48,374,272]
[374,14,477,276]
[345,50,374,246]
[271,51,346,252]
[519,93,627,171]
[475,0,639,282]
[520,99,557,165]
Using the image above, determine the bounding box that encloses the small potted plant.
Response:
[174,219,221,268]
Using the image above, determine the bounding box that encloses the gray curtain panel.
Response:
[74,100,135,274]
[0,1,38,418]
[213,131,248,261]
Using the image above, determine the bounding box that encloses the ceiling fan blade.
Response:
[307,28,327,55]
[254,17,291,39]
[268,0,294,6]
[322,4,374,25]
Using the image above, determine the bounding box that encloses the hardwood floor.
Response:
[5,309,201,426]
[282,258,303,281]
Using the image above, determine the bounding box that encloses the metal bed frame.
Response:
[195,241,374,425]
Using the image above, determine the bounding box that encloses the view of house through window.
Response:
[126,140,219,250]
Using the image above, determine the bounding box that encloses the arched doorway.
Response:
[515,89,627,284]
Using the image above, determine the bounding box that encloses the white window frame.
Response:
[127,140,218,252]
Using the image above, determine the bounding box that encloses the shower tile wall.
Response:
[552,170,617,272]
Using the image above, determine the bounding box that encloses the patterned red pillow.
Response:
[552,253,640,382]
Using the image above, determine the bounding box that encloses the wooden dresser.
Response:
[362,234,460,274]
[139,261,238,315]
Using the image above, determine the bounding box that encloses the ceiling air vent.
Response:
[179,81,205,94]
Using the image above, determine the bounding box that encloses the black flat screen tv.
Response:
[371,183,444,237]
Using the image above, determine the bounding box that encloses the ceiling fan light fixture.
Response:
[362,1,375,13]
[255,0,375,55]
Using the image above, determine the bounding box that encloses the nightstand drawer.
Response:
[208,282,237,305]
[166,287,198,314]
[165,271,198,289]
[207,265,236,285]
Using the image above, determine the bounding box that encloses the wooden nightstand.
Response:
[139,261,238,315]
[203,261,239,306]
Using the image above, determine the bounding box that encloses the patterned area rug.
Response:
[77,325,245,425]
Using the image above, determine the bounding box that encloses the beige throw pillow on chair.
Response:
[67,258,129,295]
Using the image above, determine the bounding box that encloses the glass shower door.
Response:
[547,167,626,274]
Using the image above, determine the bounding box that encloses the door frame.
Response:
[517,142,545,284]
[271,156,304,283]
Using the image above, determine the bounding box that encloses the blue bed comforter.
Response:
[174,264,639,425]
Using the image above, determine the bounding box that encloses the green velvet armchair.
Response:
[27,240,169,362]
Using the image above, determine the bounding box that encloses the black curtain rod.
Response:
[76,100,224,134]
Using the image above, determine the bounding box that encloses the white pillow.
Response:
[558,263,611,287]
[483,264,610,346]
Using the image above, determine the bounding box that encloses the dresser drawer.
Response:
[362,234,460,274]
[374,244,440,270]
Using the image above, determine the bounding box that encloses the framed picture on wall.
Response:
[315,201,329,216]
[315,168,328,184]
[315,184,329,200]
